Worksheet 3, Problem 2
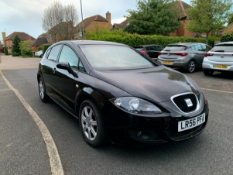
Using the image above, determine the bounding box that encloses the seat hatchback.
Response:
[37,40,209,147]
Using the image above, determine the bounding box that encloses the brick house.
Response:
[112,19,129,30]
[74,12,112,38]
[170,0,208,37]
[222,23,233,35]
[4,32,36,48]
[33,33,49,51]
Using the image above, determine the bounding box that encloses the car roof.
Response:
[215,42,233,45]
[167,43,204,46]
[70,40,126,46]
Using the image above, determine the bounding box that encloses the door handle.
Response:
[52,68,56,73]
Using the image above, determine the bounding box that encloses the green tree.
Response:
[185,0,233,44]
[19,40,34,57]
[228,12,233,26]
[124,0,182,36]
[4,46,8,55]
[12,35,21,56]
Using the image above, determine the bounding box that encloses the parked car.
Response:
[158,43,212,73]
[134,45,164,60]
[35,50,43,58]
[203,42,233,76]
[37,40,209,147]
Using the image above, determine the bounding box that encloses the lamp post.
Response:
[80,0,85,39]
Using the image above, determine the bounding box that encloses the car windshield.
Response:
[134,47,144,51]
[80,45,155,70]
[163,45,187,51]
[211,44,233,52]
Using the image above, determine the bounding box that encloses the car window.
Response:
[48,45,62,62]
[150,46,157,51]
[193,44,202,51]
[80,45,155,70]
[157,46,164,51]
[211,44,233,52]
[59,45,79,68]
[134,47,144,51]
[201,44,211,52]
[78,61,86,72]
[164,45,187,51]
[191,46,196,51]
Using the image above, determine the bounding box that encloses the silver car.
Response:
[158,43,212,73]
[202,42,233,76]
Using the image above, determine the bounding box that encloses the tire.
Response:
[186,60,196,73]
[38,77,49,102]
[79,99,106,147]
[203,69,214,76]
[40,55,43,58]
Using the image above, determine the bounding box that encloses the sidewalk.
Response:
[0,55,41,70]
[0,73,50,174]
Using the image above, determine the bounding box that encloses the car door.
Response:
[41,44,63,96]
[52,44,80,113]
[201,44,211,60]
[192,44,203,67]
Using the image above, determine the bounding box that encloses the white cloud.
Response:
[112,18,127,25]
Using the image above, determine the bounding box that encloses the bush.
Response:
[4,47,8,55]
[221,32,233,42]
[86,29,220,47]
[41,44,52,54]
[38,45,43,51]
[20,40,34,57]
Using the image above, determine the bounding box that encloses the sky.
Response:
[0,0,191,42]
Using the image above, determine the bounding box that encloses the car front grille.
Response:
[172,93,198,113]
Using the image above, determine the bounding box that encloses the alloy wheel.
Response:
[81,106,98,141]
[188,61,195,73]
[39,80,44,99]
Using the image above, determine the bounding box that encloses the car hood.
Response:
[91,66,201,103]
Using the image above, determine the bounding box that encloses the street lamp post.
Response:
[80,0,85,39]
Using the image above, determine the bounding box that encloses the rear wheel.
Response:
[203,69,214,76]
[38,77,49,102]
[186,60,196,73]
[79,100,106,147]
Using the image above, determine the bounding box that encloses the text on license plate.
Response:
[178,113,205,132]
[214,65,228,69]
[162,61,173,65]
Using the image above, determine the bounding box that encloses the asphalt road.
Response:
[2,68,233,175]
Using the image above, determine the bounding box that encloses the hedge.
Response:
[221,32,233,42]
[41,43,52,54]
[86,29,220,47]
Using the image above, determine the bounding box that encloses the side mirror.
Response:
[57,62,78,77]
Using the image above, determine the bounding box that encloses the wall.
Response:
[5,40,13,47]
[87,21,112,32]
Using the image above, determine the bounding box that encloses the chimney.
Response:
[106,11,111,24]
[2,32,6,46]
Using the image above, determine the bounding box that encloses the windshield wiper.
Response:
[213,50,225,52]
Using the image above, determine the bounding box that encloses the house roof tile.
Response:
[76,15,108,29]
[5,32,36,41]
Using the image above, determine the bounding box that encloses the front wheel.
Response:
[38,77,49,102]
[203,69,214,76]
[186,60,196,73]
[79,100,106,147]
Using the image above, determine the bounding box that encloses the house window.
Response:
[79,32,83,38]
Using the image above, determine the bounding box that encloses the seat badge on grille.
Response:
[184,98,193,107]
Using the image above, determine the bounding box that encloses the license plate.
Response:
[153,58,158,60]
[214,65,228,69]
[178,113,205,132]
[163,61,173,65]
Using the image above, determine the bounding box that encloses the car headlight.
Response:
[110,97,162,115]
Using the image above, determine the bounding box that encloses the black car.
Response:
[134,45,164,60]
[37,40,209,147]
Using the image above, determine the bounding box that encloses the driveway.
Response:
[1,57,233,175]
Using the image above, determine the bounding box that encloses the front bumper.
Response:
[203,58,233,72]
[101,100,209,147]
[157,56,189,69]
